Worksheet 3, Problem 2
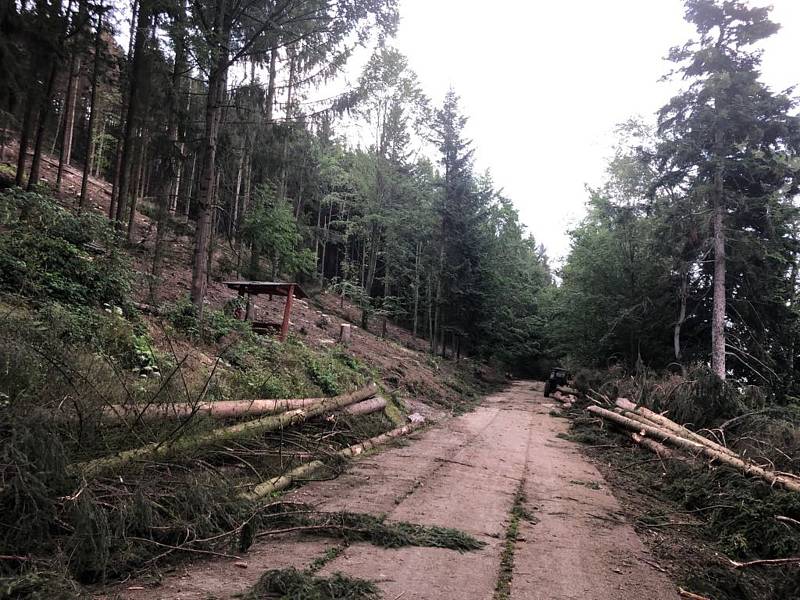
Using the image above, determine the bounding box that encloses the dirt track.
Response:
[99,382,679,599]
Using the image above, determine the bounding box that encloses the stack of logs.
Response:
[584,397,800,493]
[70,382,426,495]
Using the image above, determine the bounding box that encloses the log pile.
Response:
[72,383,382,478]
[95,383,379,423]
[586,400,800,493]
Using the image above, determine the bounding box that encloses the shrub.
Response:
[0,187,132,309]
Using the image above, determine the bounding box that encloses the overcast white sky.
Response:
[389,0,800,265]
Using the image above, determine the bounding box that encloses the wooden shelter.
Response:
[224,281,308,341]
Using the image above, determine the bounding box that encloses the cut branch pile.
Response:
[586,401,800,493]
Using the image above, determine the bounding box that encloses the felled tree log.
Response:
[99,384,378,423]
[630,433,677,460]
[241,420,424,501]
[72,383,377,478]
[341,396,387,416]
[615,398,738,459]
[587,405,800,493]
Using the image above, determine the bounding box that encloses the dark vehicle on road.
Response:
[543,367,569,397]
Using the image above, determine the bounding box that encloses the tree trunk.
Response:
[79,13,103,207]
[151,4,185,302]
[183,151,196,218]
[190,0,231,317]
[361,224,381,329]
[27,63,58,190]
[412,240,421,337]
[242,419,423,502]
[673,269,688,374]
[109,140,123,218]
[126,132,146,240]
[57,53,81,190]
[711,130,727,381]
[114,0,149,229]
[15,101,35,186]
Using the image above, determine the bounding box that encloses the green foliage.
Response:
[218,337,367,401]
[242,184,315,279]
[245,568,380,600]
[0,187,132,308]
[165,297,249,343]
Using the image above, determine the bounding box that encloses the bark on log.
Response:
[587,406,800,493]
[630,433,676,460]
[341,396,387,416]
[72,383,377,478]
[241,420,424,501]
[615,398,738,459]
[97,383,377,423]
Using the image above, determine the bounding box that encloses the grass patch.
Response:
[569,479,601,490]
[494,480,531,599]
[307,545,346,574]
[241,568,379,600]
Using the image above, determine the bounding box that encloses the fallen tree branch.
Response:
[728,556,800,569]
[678,587,711,600]
[241,419,424,501]
[126,536,241,560]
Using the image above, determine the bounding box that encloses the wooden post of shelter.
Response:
[280,284,295,341]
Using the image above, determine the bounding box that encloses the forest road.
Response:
[99,381,680,600]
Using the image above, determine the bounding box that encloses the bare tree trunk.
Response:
[361,224,380,329]
[151,4,186,302]
[57,53,81,190]
[15,102,35,186]
[412,240,421,337]
[27,64,58,190]
[190,0,231,316]
[79,13,103,207]
[126,132,146,240]
[206,168,221,283]
[673,269,688,375]
[63,56,80,167]
[93,117,105,177]
[183,151,196,218]
[278,50,295,202]
[114,0,149,229]
[711,127,727,381]
[235,151,251,275]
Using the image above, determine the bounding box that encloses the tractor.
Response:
[543,367,569,397]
